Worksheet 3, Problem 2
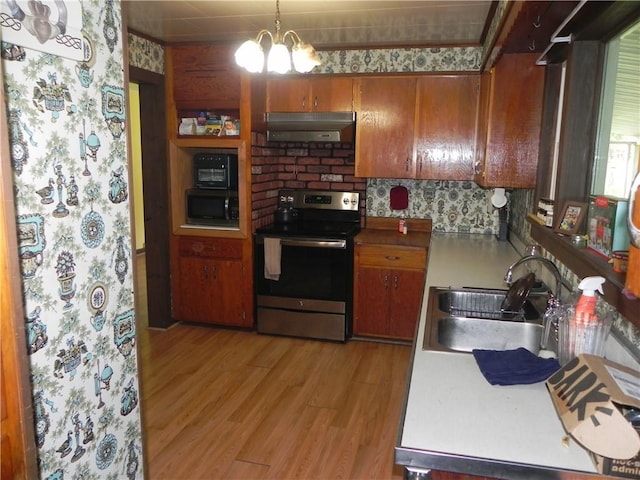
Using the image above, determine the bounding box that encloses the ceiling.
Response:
[123,1,494,49]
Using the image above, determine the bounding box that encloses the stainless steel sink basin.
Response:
[423,287,546,353]
[437,289,541,321]
[434,316,542,353]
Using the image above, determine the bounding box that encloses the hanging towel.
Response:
[472,347,561,386]
[390,185,409,210]
[264,237,282,281]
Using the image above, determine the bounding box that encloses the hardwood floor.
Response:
[138,325,411,479]
[137,253,412,479]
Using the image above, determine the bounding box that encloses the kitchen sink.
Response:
[437,288,541,321]
[433,316,543,353]
[423,287,546,353]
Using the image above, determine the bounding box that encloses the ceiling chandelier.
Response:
[234,0,321,74]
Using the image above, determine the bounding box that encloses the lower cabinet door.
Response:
[389,269,425,340]
[173,256,247,326]
[354,266,393,336]
[213,259,247,326]
[173,256,214,323]
[354,266,425,340]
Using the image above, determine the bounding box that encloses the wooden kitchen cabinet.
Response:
[474,53,545,188]
[414,75,478,180]
[266,76,353,112]
[354,76,417,178]
[169,44,241,110]
[171,236,251,327]
[354,75,478,180]
[164,42,257,329]
[354,243,427,340]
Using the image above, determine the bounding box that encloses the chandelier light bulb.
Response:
[292,42,321,73]
[234,0,320,74]
[267,43,291,74]
[234,39,264,73]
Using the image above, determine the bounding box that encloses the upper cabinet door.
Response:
[266,77,310,112]
[266,77,353,112]
[310,77,353,111]
[475,53,545,188]
[414,75,479,181]
[354,77,417,178]
[170,44,241,109]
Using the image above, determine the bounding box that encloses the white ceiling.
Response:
[123,1,494,49]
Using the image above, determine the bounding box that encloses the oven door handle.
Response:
[259,237,346,249]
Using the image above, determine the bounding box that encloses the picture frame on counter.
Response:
[554,201,587,235]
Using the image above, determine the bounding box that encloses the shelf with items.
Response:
[528,218,639,328]
[176,108,242,139]
[168,140,249,239]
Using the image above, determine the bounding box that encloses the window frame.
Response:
[529,5,640,329]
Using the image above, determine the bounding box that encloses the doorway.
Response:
[128,66,172,329]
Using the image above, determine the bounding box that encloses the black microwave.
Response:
[193,152,238,190]
[186,189,239,227]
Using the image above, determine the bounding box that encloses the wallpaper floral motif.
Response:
[317,46,481,74]
[127,32,164,74]
[2,0,144,478]
[367,179,504,234]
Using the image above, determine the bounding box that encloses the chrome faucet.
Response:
[504,254,563,301]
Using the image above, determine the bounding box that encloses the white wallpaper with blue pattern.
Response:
[367,179,503,234]
[3,1,144,478]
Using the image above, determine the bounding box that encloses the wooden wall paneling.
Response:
[534,62,564,205]
[1,61,38,480]
[554,41,604,209]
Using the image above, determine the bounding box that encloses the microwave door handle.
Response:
[225,197,230,221]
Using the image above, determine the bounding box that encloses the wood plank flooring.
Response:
[138,325,411,479]
[137,251,412,479]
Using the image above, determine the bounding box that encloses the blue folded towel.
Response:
[472,347,561,386]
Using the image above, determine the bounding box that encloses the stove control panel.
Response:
[277,189,359,211]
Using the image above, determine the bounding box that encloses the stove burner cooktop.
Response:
[256,220,360,238]
[256,189,361,239]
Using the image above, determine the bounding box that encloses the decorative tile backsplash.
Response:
[366,179,504,234]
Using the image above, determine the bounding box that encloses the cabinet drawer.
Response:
[178,236,242,259]
[357,244,426,270]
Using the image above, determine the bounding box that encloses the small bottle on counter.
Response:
[399,218,407,234]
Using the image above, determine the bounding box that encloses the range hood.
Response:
[266,112,356,143]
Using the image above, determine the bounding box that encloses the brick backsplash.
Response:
[251,132,366,229]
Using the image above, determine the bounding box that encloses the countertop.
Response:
[355,228,431,248]
[395,233,602,479]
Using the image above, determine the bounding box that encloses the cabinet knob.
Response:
[384,274,389,289]
[302,96,306,109]
[385,255,400,261]
[394,275,399,289]
[473,161,483,175]
[314,96,318,108]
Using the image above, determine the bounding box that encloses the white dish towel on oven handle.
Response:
[264,237,282,281]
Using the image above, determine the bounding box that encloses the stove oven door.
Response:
[254,236,353,341]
